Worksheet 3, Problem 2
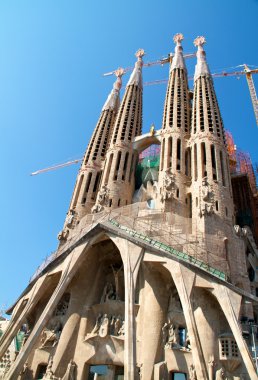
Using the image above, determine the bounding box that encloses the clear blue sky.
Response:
[0,0,258,313]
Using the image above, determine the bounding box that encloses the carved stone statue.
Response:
[43,357,54,379]
[200,177,214,217]
[91,313,103,334]
[161,170,176,202]
[65,209,75,227]
[92,185,110,213]
[111,265,123,301]
[91,203,104,214]
[62,359,76,380]
[113,316,122,336]
[99,314,109,337]
[118,319,125,336]
[166,323,179,348]
[161,322,169,346]
[215,367,227,380]
[189,364,197,380]
[40,320,62,348]
[100,282,115,303]
[57,228,69,241]
[184,331,191,350]
[98,185,109,205]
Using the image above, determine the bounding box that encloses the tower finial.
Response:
[193,35,210,80]
[171,33,186,71]
[194,36,206,48]
[135,49,145,60]
[173,33,184,45]
[113,67,125,91]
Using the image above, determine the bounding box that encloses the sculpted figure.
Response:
[65,209,75,227]
[200,177,214,217]
[111,264,123,300]
[100,282,115,303]
[113,315,122,336]
[162,322,169,346]
[91,203,104,214]
[118,319,125,336]
[215,367,227,380]
[189,364,197,380]
[62,359,76,380]
[91,313,103,334]
[161,170,176,202]
[99,314,109,337]
[40,320,62,348]
[98,185,109,205]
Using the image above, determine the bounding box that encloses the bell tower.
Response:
[93,49,145,211]
[158,34,191,216]
[189,36,234,233]
[59,69,123,237]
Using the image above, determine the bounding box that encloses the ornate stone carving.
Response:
[161,170,176,202]
[194,36,206,47]
[65,209,75,228]
[39,319,62,349]
[100,282,115,303]
[99,314,109,338]
[62,359,77,380]
[90,313,124,338]
[189,364,197,380]
[91,185,110,214]
[111,265,123,301]
[215,367,228,380]
[57,228,69,241]
[200,177,214,217]
[173,33,184,44]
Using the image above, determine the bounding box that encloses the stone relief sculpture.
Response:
[99,314,109,338]
[200,177,214,217]
[62,359,77,380]
[40,319,62,349]
[100,282,115,303]
[64,209,75,227]
[215,367,232,380]
[91,185,109,213]
[57,228,69,242]
[161,170,176,202]
[189,364,197,380]
[89,314,125,339]
[111,265,123,301]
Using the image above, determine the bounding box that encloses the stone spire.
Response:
[171,33,187,71]
[94,50,145,210]
[158,34,191,214]
[59,71,124,239]
[189,36,234,231]
[193,36,210,81]
[162,33,190,132]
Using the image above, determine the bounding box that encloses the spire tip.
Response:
[173,33,184,45]
[135,49,145,60]
[194,36,206,47]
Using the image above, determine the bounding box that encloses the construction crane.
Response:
[144,64,258,126]
[31,62,258,176]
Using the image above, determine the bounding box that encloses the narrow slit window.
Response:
[211,145,217,181]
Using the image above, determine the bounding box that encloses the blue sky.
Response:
[0,0,258,313]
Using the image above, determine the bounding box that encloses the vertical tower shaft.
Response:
[61,70,123,233]
[158,34,191,215]
[189,36,234,231]
[95,50,145,210]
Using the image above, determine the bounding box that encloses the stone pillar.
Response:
[108,235,143,380]
[164,262,209,380]
[5,242,89,380]
[212,284,258,380]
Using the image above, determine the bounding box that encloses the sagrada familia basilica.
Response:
[1,34,258,380]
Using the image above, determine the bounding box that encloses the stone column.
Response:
[164,262,209,380]
[212,284,258,380]
[5,242,89,380]
[108,235,143,380]
[0,275,46,361]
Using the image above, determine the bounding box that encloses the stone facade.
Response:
[1,35,258,380]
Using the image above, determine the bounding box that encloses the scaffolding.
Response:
[29,203,230,284]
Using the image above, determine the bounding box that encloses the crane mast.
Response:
[244,64,258,125]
